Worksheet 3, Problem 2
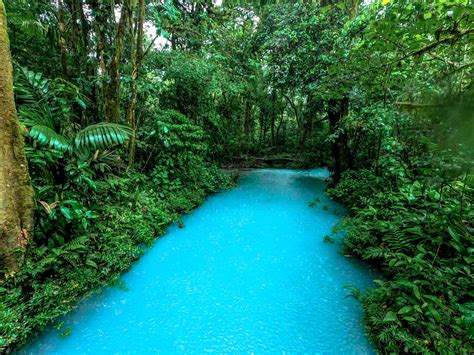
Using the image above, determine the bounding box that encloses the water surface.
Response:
[22,169,377,354]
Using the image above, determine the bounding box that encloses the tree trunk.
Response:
[65,0,91,76]
[104,0,130,123]
[328,97,349,185]
[275,111,285,144]
[270,90,276,146]
[57,0,69,79]
[244,99,251,138]
[127,0,145,166]
[88,0,108,118]
[0,0,35,272]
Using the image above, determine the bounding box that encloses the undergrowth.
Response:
[329,156,474,353]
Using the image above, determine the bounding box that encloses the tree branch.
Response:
[389,28,474,67]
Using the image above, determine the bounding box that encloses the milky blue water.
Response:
[21,169,377,354]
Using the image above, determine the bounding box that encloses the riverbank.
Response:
[220,154,322,170]
[327,168,474,353]
[0,168,233,353]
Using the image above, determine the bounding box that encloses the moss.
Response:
[0,0,35,271]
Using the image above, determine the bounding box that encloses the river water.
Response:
[22,169,377,354]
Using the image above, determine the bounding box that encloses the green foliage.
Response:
[138,109,232,195]
[329,155,473,352]
[323,235,335,244]
[3,0,474,353]
[159,53,219,123]
[16,68,133,154]
[321,2,474,350]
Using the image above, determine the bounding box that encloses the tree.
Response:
[127,0,146,165]
[0,0,34,272]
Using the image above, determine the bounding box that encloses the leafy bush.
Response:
[329,154,474,353]
[16,67,132,154]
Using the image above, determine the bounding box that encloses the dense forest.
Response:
[0,0,473,353]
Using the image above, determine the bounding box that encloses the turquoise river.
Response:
[22,169,378,354]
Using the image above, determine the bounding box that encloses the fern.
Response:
[363,246,387,259]
[63,236,89,252]
[49,236,90,268]
[384,229,415,252]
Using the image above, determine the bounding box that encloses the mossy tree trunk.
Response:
[0,0,34,272]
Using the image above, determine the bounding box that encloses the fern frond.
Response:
[74,123,133,151]
[61,252,80,267]
[63,236,89,251]
[363,246,387,259]
[384,228,422,252]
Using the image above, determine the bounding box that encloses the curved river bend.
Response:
[22,169,378,354]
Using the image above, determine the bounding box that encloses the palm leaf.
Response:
[29,125,70,152]
[15,67,50,104]
[74,123,133,151]
[19,106,55,129]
